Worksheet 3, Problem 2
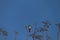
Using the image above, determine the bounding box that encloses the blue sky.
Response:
[0,0,60,40]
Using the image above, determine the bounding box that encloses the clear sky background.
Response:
[0,0,60,40]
